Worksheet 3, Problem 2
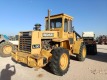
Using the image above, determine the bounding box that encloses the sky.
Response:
[0,0,107,37]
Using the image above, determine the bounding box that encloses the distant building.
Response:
[8,35,19,41]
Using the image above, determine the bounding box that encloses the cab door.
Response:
[63,18,68,38]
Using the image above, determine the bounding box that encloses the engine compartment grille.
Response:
[19,32,32,52]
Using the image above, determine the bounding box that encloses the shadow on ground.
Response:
[42,63,54,75]
[87,52,107,63]
[0,64,16,80]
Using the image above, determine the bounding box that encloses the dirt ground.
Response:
[0,45,107,80]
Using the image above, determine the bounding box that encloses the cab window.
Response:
[50,18,62,28]
[45,18,62,30]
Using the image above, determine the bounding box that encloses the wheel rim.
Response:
[3,45,12,54]
[60,53,68,70]
[82,47,86,58]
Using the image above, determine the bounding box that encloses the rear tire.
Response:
[92,44,97,55]
[86,44,97,55]
[0,41,14,57]
[50,47,70,76]
[76,43,86,61]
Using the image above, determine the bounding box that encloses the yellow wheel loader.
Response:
[11,10,86,76]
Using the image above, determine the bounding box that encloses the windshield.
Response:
[50,18,62,28]
[45,18,62,30]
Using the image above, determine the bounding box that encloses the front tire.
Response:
[50,47,70,76]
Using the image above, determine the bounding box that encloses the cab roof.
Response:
[45,13,73,20]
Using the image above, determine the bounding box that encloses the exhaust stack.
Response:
[48,9,50,30]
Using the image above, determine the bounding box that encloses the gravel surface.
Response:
[0,45,107,80]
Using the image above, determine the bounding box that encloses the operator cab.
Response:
[45,13,73,38]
